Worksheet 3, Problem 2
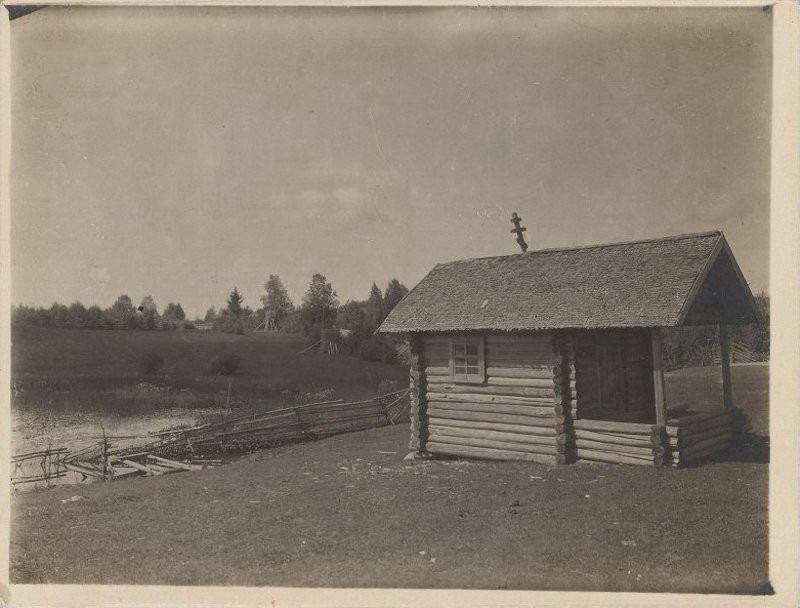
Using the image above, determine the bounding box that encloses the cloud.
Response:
[284,158,400,230]
[295,186,389,226]
[88,265,110,284]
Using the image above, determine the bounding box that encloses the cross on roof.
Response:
[510,212,528,252]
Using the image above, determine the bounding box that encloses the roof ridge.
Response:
[435,230,723,267]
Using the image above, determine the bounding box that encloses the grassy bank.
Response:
[11,326,407,416]
[10,364,769,591]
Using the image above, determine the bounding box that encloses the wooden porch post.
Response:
[407,334,429,457]
[651,328,667,426]
[719,325,734,409]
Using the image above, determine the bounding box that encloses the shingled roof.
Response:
[379,230,760,333]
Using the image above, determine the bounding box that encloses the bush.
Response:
[139,352,164,375]
[358,335,398,364]
[182,321,196,330]
[206,353,241,376]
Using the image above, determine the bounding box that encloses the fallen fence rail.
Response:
[11,389,411,487]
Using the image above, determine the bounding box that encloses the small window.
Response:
[450,337,485,384]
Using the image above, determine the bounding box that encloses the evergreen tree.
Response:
[366,282,385,330]
[226,287,245,317]
[383,278,409,315]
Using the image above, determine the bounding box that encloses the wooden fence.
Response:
[11,389,411,487]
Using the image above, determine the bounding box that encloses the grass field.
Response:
[10,363,769,592]
[11,326,407,415]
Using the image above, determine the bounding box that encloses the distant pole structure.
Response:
[510,212,528,252]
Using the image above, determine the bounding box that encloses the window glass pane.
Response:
[455,366,467,375]
[467,366,479,375]
[466,344,478,356]
[455,344,466,356]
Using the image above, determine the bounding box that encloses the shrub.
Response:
[139,352,164,375]
[358,335,398,364]
[182,321,196,330]
[206,353,241,376]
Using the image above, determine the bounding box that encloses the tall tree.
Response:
[366,282,385,330]
[139,295,158,314]
[383,278,409,315]
[67,302,88,328]
[226,287,244,317]
[261,274,294,330]
[163,302,186,321]
[204,306,218,324]
[299,273,339,340]
[109,294,136,328]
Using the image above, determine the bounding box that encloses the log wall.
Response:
[421,333,558,464]
[661,410,736,467]
[572,418,661,465]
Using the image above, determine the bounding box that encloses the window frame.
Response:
[449,336,486,384]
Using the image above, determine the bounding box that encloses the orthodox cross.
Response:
[510,212,528,252]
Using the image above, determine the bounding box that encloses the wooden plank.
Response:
[573,428,655,448]
[671,427,731,449]
[427,392,552,406]
[667,410,733,430]
[427,416,556,436]
[485,334,552,345]
[147,455,202,471]
[486,366,553,378]
[426,383,554,398]
[486,376,555,388]
[574,438,654,457]
[719,324,734,409]
[651,329,667,426]
[426,400,554,418]
[121,459,163,475]
[427,407,556,427]
[572,418,653,434]
[145,463,175,474]
[424,366,450,377]
[429,434,556,455]
[576,448,654,466]
[673,415,733,439]
[677,432,732,459]
[426,442,557,464]
[63,462,104,478]
[679,439,731,464]
[428,424,558,446]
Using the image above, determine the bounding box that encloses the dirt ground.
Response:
[11,425,768,593]
[10,363,769,592]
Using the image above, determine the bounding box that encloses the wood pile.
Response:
[662,409,735,467]
[572,419,659,466]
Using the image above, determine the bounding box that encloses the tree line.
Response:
[11,273,410,362]
[11,283,768,368]
[12,295,191,331]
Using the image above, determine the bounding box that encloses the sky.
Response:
[10,6,771,319]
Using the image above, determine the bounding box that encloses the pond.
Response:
[11,406,224,492]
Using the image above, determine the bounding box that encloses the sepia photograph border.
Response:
[0,1,797,606]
